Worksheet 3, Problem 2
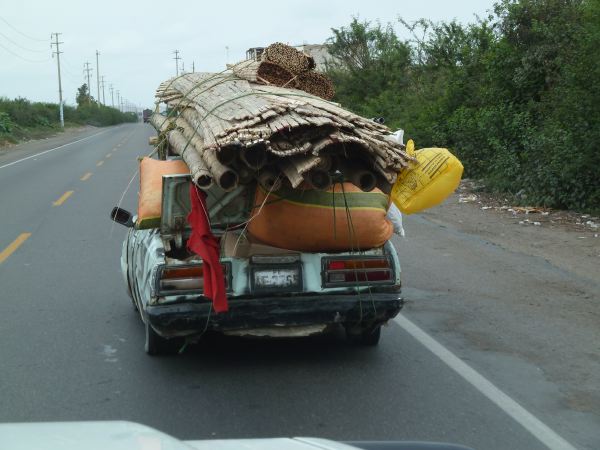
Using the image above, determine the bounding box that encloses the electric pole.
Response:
[181,61,185,74]
[84,62,93,104]
[95,50,101,105]
[109,84,114,108]
[116,90,120,111]
[192,61,195,72]
[100,76,106,105]
[50,32,64,128]
[173,50,180,76]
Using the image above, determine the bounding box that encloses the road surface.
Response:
[0,124,597,450]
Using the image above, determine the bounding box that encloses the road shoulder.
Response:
[0,125,115,168]
[396,190,600,449]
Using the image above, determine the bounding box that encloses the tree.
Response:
[325,18,411,123]
[76,84,94,107]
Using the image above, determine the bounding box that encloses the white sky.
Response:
[0,0,496,109]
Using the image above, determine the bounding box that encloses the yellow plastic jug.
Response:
[391,140,463,214]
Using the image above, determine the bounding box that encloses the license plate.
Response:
[253,268,300,288]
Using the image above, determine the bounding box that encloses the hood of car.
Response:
[0,421,357,450]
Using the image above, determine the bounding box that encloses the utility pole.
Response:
[100,76,106,105]
[84,62,93,104]
[95,50,101,105]
[181,61,185,74]
[116,90,120,111]
[225,46,229,64]
[173,50,180,76]
[50,32,64,128]
[192,61,195,72]
[109,84,114,108]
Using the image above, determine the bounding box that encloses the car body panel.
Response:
[0,421,474,450]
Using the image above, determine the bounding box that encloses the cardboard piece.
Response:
[220,231,295,259]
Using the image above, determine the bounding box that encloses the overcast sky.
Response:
[1,0,496,109]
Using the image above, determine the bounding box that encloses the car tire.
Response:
[346,324,381,346]
[144,320,183,356]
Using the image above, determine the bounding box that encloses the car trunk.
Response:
[158,173,399,298]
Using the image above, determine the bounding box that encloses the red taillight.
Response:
[328,261,346,270]
[324,258,393,286]
[162,266,203,279]
[158,263,230,294]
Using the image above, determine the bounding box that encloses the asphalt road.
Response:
[0,124,595,450]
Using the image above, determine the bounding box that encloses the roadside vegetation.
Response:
[0,83,137,146]
[326,0,600,211]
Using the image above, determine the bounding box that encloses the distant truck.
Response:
[142,109,152,123]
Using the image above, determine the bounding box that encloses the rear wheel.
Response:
[144,320,183,355]
[345,324,381,346]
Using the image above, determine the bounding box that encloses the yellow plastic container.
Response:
[391,140,463,214]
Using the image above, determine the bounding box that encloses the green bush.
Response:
[0,96,137,134]
[0,112,12,133]
[327,0,600,211]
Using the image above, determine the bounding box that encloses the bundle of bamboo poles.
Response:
[261,42,316,74]
[229,42,334,100]
[228,59,295,87]
[152,70,411,194]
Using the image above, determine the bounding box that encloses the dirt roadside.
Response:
[430,180,599,283]
[0,125,106,167]
[0,125,92,154]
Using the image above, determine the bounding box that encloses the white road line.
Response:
[394,314,577,450]
[0,128,112,170]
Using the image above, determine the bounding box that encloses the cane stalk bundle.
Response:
[151,54,410,193]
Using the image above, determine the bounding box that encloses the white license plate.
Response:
[254,268,299,288]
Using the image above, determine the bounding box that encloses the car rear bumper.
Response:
[146,293,403,337]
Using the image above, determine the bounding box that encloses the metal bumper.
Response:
[146,293,404,337]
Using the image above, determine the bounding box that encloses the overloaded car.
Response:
[111,172,403,355]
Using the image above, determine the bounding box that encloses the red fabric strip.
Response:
[186,184,228,313]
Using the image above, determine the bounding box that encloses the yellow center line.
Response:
[106,153,112,158]
[53,190,74,206]
[80,172,93,181]
[96,160,104,167]
[0,233,31,264]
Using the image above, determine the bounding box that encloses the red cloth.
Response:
[186,184,228,313]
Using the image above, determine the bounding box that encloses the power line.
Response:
[50,33,64,128]
[0,30,48,53]
[83,61,93,103]
[60,57,83,81]
[100,75,106,105]
[173,49,180,76]
[0,40,50,63]
[0,15,47,42]
[95,50,101,105]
